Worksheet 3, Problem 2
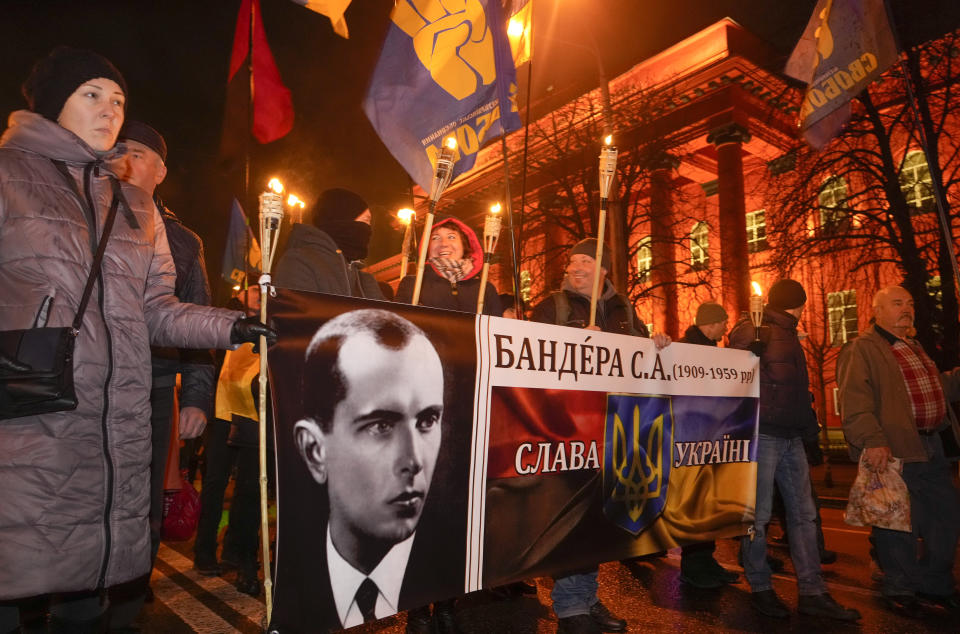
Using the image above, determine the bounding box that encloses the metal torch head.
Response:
[749,294,764,328]
[430,137,458,202]
[484,203,503,240]
[259,191,285,229]
[598,144,619,199]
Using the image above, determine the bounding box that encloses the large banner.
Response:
[267,289,758,633]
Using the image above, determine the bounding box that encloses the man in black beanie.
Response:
[109,120,219,621]
[274,187,384,299]
[728,280,860,622]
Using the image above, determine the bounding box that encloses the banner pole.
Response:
[257,183,284,623]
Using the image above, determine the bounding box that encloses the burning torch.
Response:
[286,193,305,224]
[750,281,764,340]
[412,136,458,305]
[589,135,618,328]
[257,177,285,620]
[477,202,503,314]
[397,208,415,281]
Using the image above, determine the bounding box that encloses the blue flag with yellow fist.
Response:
[364,0,523,191]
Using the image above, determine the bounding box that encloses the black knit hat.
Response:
[120,120,167,162]
[311,188,369,228]
[22,46,127,121]
[569,238,611,271]
[768,279,807,310]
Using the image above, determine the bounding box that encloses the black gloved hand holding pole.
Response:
[230,316,277,347]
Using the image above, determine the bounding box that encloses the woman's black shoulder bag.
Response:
[0,163,124,420]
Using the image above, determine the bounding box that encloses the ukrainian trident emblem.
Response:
[602,395,674,535]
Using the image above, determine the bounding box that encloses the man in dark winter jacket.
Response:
[728,280,859,621]
[530,239,668,634]
[531,239,648,337]
[110,120,219,625]
[274,187,384,300]
[677,302,740,589]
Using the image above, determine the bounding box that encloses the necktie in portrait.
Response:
[355,577,379,623]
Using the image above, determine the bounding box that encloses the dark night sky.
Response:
[1,0,957,295]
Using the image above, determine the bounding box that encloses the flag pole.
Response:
[881,0,960,299]
[497,133,523,318]
[257,179,284,623]
[516,14,533,314]
[495,3,525,319]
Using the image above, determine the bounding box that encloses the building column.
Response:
[707,123,752,319]
[649,153,680,339]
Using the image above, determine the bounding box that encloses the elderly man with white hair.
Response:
[838,285,960,617]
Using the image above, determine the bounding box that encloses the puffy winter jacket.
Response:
[0,111,240,599]
[728,305,815,438]
[274,222,384,300]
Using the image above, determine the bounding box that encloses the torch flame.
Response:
[508,17,524,38]
[604,134,613,146]
[397,208,415,224]
[444,136,458,150]
[751,281,763,296]
[268,178,284,194]
[286,194,305,209]
[490,202,502,215]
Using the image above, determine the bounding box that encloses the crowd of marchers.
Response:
[1,46,958,634]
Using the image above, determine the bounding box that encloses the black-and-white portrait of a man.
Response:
[269,297,473,634]
[295,310,443,627]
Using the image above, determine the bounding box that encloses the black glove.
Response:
[230,316,278,347]
[0,351,32,377]
[747,340,766,357]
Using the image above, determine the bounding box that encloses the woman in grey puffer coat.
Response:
[0,48,270,632]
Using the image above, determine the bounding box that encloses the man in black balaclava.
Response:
[274,187,384,299]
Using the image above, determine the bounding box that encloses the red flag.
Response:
[228,0,294,144]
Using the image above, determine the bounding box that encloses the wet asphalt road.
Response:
[137,461,960,633]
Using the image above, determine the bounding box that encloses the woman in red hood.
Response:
[396,216,502,316]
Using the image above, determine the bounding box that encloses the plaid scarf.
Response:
[430,257,473,283]
[890,339,946,430]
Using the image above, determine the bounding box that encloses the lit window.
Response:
[827,290,858,346]
[819,176,849,235]
[746,209,768,253]
[636,237,652,281]
[690,221,709,270]
[899,150,935,213]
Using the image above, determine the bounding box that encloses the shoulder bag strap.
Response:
[50,160,122,333]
